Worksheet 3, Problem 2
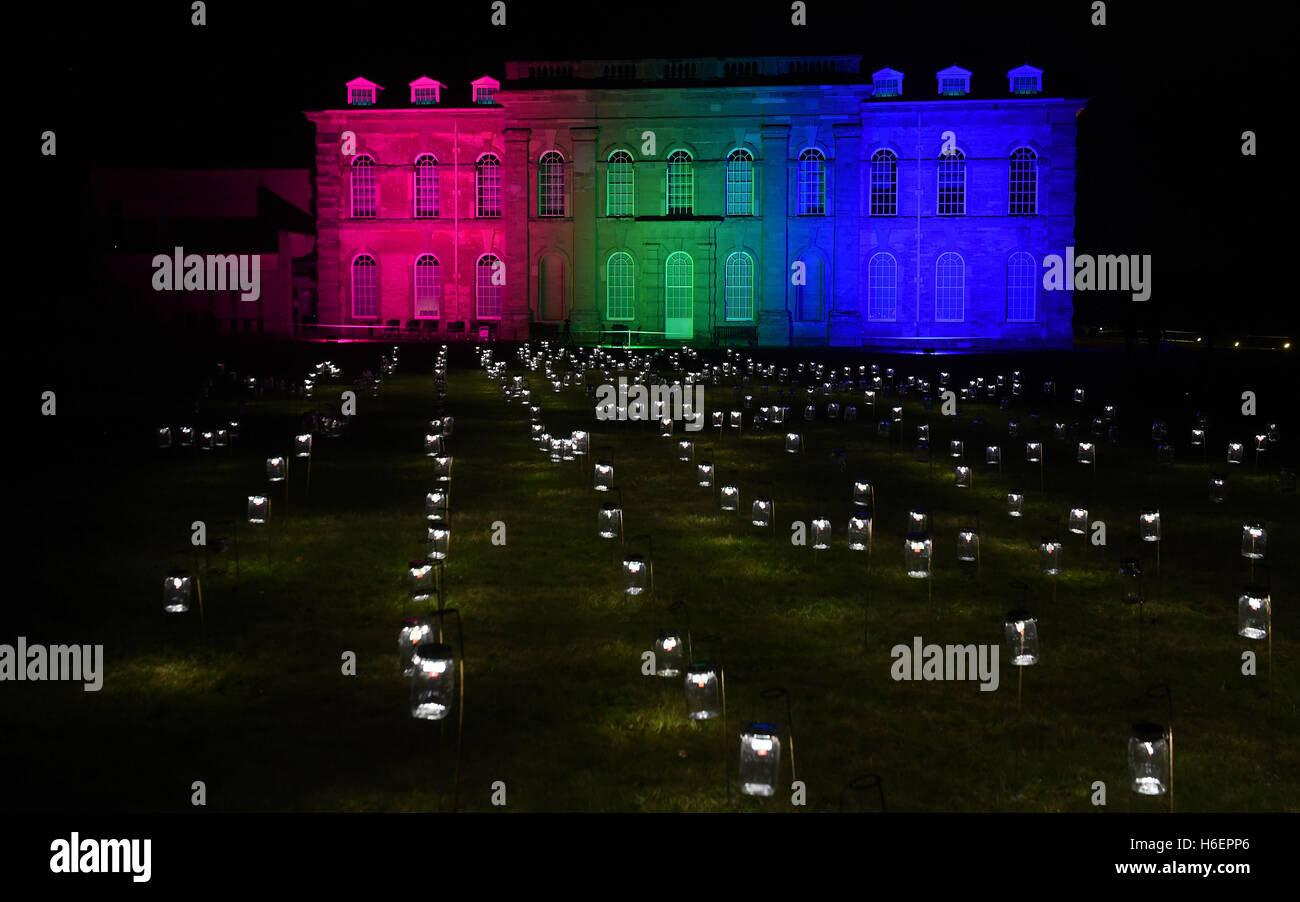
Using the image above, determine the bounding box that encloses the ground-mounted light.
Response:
[178,426,194,448]
[433,455,453,482]
[1128,722,1170,796]
[1039,538,1063,575]
[561,438,576,462]
[770,406,787,426]
[1005,610,1039,665]
[425,490,449,524]
[1051,422,1066,441]
[1077,442,1095,466]
[593,458,614,492]
[294,434,313,458]
[399,617,433,676]
[677,439,694,462]
[623,553,650,596]
[571,430,589,457]
[784,432,803,454]
[247,495,269,524]
[1241,521,1266,559]
[598,502,623,539]
[852,480,874,511]
[410,642,456,721]
[407,559,436,602]
[811,517,831,550]
[891,406,903,424]
[956,527,979,563]
[1068,507,1088,535]
[904,533,933,578]
[1140,509,1161,543]
[163,571,193,614]
[711,411,724,429]
[954,465,971,489]
[917,424,931,445]
[654,630,685,678]
[986,445,1002,467]
[1008,420,1019,438]
[907,508,928,533]
[264,456,288,483]
[1026,441,1042,463]
[949,439,964,459]
[427,527,450,561]
[729,411,743,431]
[424,433,446,457]
[548,437,565,462]
[1266,422,1281,444]
[1209,474,1227,504]
[697,461,714,487]
[1255,433,1268,453]
[199,430,214,452]
[739,723,782,797]
[848,514,872,551]
[1190,427,1205,447]
[1227,441,1244,465]
[157,426,173,449]
[752,496,773,528]
[1237,587,1271,640]
[1007,492,1025,518]
[1119,557,1143,606]
[803,404,816,422]
[1073,388,1086,404]
[684,662,721,720]
[1151,420,1168,442]
[827,402,841,420]
[720,484,739,512]
[659,417,674,437]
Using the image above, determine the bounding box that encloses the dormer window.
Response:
[936,65,971,96]
[472,75,500,105]
[346,77,383,106]
[410,76,446,106]
[872,67,904,97]
[1007,64,1043,95]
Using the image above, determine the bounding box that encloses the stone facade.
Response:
[304,58,1086,347]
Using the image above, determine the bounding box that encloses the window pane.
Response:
[870,150,897,216]
[667,151,693,215]
[1007,252,1036,321]
[351,156,375,218]
[415,256,440,318]
[1009,148,1037,215]
[415,155,438,218]
[868,253,897,321]
[725,252,753,320]
[539,152,565,217]
[798,149,826,215]
[352,256,377,318]
[665,252,693,318]
[935,253,964,321]
[726,150,753,216]
[476,155,501,218]
[607,151,634,216]
[476,255,503,318]
[938,150,965,215]
[607,252,635,320]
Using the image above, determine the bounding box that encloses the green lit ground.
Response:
[5,343,1296,812]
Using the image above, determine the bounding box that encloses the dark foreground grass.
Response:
[3,344,1296,812]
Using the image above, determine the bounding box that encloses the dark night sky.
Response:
[19,0,1290,342]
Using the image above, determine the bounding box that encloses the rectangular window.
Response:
[937,155,965,216]
[870,155,897,216]
[413,87,437,105]
[415,265,441,318]
[941,78,966,95]
[350,88,375,105]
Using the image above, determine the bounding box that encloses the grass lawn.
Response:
[4,342,1296,812]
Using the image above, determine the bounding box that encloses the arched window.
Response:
[937,148,965,216]
[414,254,441,318]
[607,150,634,216]
[539,151,565,217]
[414,155,439,219]
[868,253,897,321]
[606,252,635,320]
[1009,147,1037,215]
[870,149,897,216]
[351,155,376,218]
[476,254,503,318]
[664,251,693,320]
[726,149,754,216]
[935,252,964,322]
[476,154,502,218]
[724,252,754,321]
[797,148,826,215]
[1006,252,1036,322]
[667,150,693,215]
[351,255,378,318]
